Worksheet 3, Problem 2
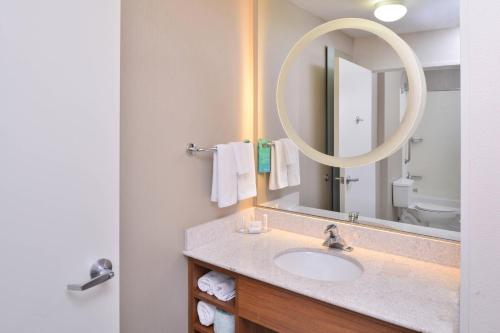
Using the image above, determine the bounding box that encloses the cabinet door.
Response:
[238,277,416,333]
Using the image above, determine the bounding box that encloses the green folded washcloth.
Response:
[258,139,271,173]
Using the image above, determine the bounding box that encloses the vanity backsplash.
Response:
[186,207,459,268]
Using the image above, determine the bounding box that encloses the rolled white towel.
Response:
[197,301,216,326]
[214,279,236,302]
[197,271,231,295]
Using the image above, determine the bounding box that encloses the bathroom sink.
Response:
[274,249,363,282]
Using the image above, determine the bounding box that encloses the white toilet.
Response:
[392,178,460,231]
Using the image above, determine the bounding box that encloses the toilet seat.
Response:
[414,202,459,213]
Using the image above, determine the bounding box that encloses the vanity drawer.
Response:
[238,276,417,333]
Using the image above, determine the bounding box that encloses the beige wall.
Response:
[257,0,353,209]
[120,1,254,332]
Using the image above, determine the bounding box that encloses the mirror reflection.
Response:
[257,0,460,240]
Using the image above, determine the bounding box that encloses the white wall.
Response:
[460,0,500,332]
[353,28,460,71]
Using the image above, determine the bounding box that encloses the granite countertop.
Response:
[184,228,459,333]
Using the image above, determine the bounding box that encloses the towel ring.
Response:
[276,18,427,168]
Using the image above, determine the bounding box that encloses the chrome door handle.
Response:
[335,176,359,184]
[67,258,115,291]
[345,176,359,184]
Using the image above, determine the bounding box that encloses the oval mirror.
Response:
[276,18,427,168]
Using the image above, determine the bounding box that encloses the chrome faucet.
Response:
[348,212,359,222]
[323,224,353,252]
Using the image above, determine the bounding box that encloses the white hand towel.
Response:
[211,151,219,202]
[229,142,250,175]
[214,278,236,302]
[282,138,299,165]
[281,138,300,186]
[197,301,216,326]
[210,144,238,208]
[197,271,231,295]
[230,142,257,200]
[269,140,288,190]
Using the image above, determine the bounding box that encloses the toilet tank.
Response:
[392,178,414,208]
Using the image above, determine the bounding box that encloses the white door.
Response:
[334,57,376,217]
[0,1,120,332]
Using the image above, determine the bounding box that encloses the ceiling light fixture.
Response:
[374,0,408,22]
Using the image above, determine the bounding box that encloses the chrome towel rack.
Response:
[186,143,217,154]
[262,142,275,148]
[186,140,251,155]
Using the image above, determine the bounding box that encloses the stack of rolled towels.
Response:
[197,271,236,301]
[197,271,236,332]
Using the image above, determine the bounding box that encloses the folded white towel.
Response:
[214,278,236,302]
[211,144,238,208]
[281,138,300,186]
[281,138,299,165]
[230,142,250,175]
[197,271,231,296]
[269,140,288,190]
[197,301,216,326]
[230,142,256,200]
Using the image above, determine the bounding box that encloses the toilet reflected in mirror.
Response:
[393,178,460,231]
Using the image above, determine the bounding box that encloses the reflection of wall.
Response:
[376,72,403,221]
[352,28,460,71]
[257,0,353,209]
[376,68,461,219]
[411,90,461,199]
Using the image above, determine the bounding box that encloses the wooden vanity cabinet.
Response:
[188,258,418,333]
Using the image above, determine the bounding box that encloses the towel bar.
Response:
[186,140,251,155]
[186,143,217,154]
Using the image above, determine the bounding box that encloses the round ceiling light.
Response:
[374,1,408,22]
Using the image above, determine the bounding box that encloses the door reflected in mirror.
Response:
[257,0,460,241]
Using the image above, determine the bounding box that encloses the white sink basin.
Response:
[274,249,363,282]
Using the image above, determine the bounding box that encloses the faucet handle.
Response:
[324,224,337,234]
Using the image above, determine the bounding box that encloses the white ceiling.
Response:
[287,0,459,37]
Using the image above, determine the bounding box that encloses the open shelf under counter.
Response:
[193,289,236,314]
[194,321,214,333]
[188,257,419,333]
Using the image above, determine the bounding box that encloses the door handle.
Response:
[335,176,359,184]
[346,176,359,184]
[67,258,115,291]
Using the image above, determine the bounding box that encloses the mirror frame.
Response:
[276,18,427,168]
